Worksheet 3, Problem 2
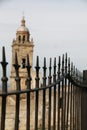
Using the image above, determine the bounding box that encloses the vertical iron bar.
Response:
[0,47,8,130]
[35,56,40,130]
[42,57,47,130]
[75,86,77,130]
[1,96,6,130]
[72,84,74,130]
[48,58,52,130]
[73,84,75,130]
[57,56,61,130]
[72,63,74,130]
[73,66,75,130]
[1,47,8,92]
[26,55,32,130]
[13,52,20,130]
[61,54,64,130]
[73,85,75,130]
[64,53,67,130]
[70,63,73,130]
[15,95,20,130]
[74,68,77,130]
[53,58,56,130]
[66,58,70,129]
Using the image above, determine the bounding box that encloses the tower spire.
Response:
[21,12,25,26]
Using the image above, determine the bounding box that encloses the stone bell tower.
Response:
[10,17,35,90]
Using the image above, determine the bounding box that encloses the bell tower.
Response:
[10,17,34,90]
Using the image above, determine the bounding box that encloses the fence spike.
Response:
[53,57,56,82]
[35,56,40,88]
[57,56,61,80]
[36,56,39,67]
[0,46,8,92]
[68,57,70,75]
[65,53,67,74]
[26,54,32,89]
[1,46,8,68]
[44,57,46,67]
[15,52,18,66]
[71,62,73,76]
[27,54,30,66]
[73,66,75,76]
[13,52,20,76]
[0,47,8,130]
[26,55,31,73]
[42,57,47,87]
[2,47,6,62]
[48,58,52,85]
[13,52,20,91]
[62,54,64,75]
[76,68,78,81]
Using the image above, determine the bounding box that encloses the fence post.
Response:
[81,70,87,130]
[0,47,8,130]
[14,52,20,130]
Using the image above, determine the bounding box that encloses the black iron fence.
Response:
[0,47,86,130]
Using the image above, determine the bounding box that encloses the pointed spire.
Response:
[21,15,25,26]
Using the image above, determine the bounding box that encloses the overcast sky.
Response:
[0,0,87,78]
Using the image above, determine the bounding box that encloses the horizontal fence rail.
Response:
[0,46,85,130]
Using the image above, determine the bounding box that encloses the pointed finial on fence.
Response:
[36,56,39,66]
[68,57,70,75]
[1,47,8,66]
[13,52,20,76]
[62,54,64,75]
[54,57,56,70]
[2,47,6,62]
[35,56,40,88]
[15,52,18,66]
[26,54,32,89]
[44,57,46,67]
[48,58,52,85]
[65,53,67,74]
[42,57,47,87]
[1,46,8,92]
[53,57,56,82]
[26,54,31,74]
[72,65,76,80]
[73,66,75,75]
[13,52,20,90]
[27,54,30,66]
[57,56,61,80]
[76,68,78,81]
[71,62,73,76]
[14,52,18,67]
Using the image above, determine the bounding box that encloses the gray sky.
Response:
[0,0,87,77]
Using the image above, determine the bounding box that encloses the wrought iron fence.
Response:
[0,46,86,130]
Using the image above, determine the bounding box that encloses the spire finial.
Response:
[21,12,25,26]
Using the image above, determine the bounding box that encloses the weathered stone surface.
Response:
[0,91,56,130]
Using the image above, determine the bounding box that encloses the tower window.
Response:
[23,35,25,43]
[19,36,21,43]
[21,58,26,68]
